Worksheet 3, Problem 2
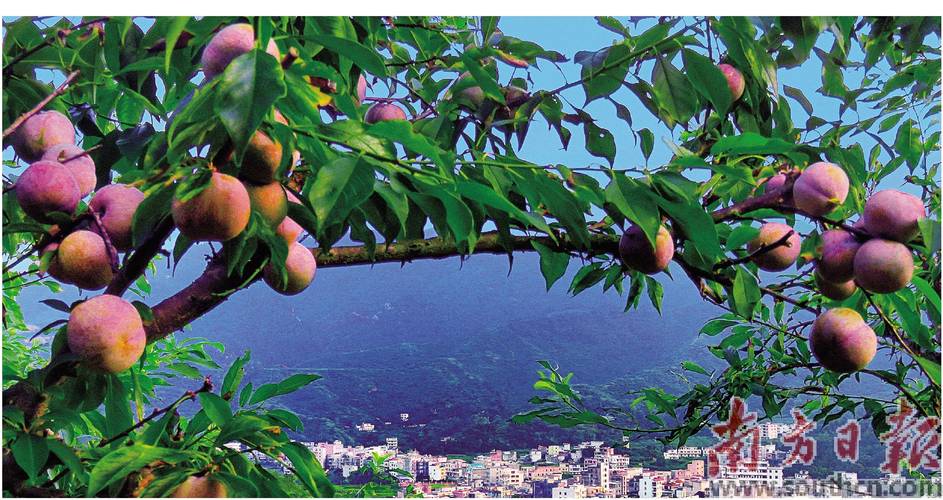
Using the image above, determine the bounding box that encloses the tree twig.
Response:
[863,290,939,388]
[2,70,80,139]
[98,377,212,448]
[713,229,796,270]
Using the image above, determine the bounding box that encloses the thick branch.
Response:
[103,217,175,296]
[144,232,620,341]
[316,231,618,268]
[146,261,255,342]
[710,175,796,221]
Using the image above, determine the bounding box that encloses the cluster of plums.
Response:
[11,108,149,373]
[7,24,339,381]
[618,157,926,374]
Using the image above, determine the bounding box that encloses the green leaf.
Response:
[424,188,477,251]
[911,276,941,321]
[88,445,191,496]
[214,49,287,163]
[783,85,814,116]
[455,180,553,236]
[532,241,570,291]
[460,50,505,104]
[268,408,304,432]
[12,434,48,479]
[215,415,277,446]
[140,407,176,446]
[894,120,922,168]
[280,442,335,497]
[576,43,631,103]
[914,355,941,385]
[711,132,797,156]
[131,184,175,248]
[604,175,660,248]
[651,57,698,126]
[248,373,322,405]
[367,120,447,170]
[731,267,761,318]
[47,439,83,477]
[645,276,664,313]
[305,34,388,77]
[162,17,190,75]
[306,157,375,233]
[198,392,233,427]
[221,350,250,398]
[104,374,134,439]
[682,49,732,116]
[583,121,616,166]
[638,128,654,161]
[681,360,710,376]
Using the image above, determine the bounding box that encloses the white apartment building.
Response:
[663,446,703,460]
[758,422,792,440]
[608,454,631,469]
[552,484,587,498]
[638,475,664,498]
[710,460,784,494]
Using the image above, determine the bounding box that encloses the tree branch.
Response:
[144,231,620,342]
[713,229,796,270]
[710,174,796,221]
[103,217,175,296]
[2,70,80,139]
[98,377,211,447]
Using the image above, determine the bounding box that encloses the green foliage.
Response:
[2,14,940,496]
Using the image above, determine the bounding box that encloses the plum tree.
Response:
[10,110,75,162]
[810,307,877,373]
[364,102,407,123]
[1,15,938,499]
[14,159,82,223]
[263,242,317,295]
[792,161,850,217]
[862,189,927,242]
[67,294,146,373]
[747,222,801,272]
[89,184,146,251]
[853,238,915,294]
[618,224,674,275]
[172,172,251,242]
[41,143,97,197]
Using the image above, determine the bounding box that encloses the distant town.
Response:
[227,420,939,497]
